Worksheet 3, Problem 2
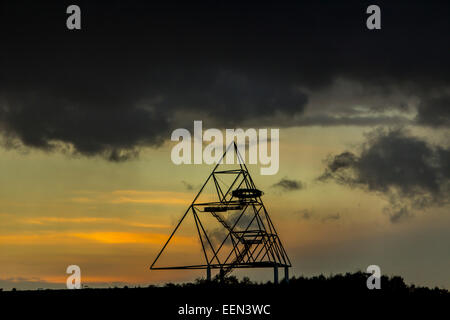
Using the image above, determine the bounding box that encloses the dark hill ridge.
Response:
[1,272,448,318]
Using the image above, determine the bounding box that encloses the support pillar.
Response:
[207,266,211,281]
[284,266,289,283]
[274,266,279,284]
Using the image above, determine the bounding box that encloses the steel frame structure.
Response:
[150,142,291,279]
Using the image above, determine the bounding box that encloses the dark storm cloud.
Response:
[0,91,169,161]
[319,128,450,222]
[1,1,449,160]
[416,94,450,127]
[157,69,308,127]
[272,177,304,192]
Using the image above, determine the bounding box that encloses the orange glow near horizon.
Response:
[0,231,196,246]
[70,190,193,206]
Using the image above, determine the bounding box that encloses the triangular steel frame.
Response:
[150,142,291,277]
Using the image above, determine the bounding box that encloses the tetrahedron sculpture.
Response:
[150,142,291,282]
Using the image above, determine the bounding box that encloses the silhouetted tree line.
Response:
[158,271,448,296]
[1,271,448,298]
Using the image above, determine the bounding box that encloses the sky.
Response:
[0,0,449,290]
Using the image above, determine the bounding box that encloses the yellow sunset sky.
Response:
[1,126,449,290]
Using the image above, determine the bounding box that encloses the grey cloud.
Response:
[0,277,64,291]
[293,115,412,127]
[322,213,341,222]
[294,209,341,222]
[384,206,412,224]
[294,209,312,220]
[207,228,231,247]
[319,128,450,222]
[205,211,257,246]
[181,181,194,191]
[299,209,312,220]
[227,211,257,230]
[272,177,304,192]
[416,94,450,127]
[0,277,134,291]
